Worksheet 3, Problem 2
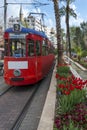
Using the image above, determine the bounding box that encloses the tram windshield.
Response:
[5,39,26,57]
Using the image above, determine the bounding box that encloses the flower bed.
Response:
[54,64,87,130]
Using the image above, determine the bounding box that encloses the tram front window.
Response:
[10,39,26,57]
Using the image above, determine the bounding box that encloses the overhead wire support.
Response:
[6,2,49,6]
[29,12,46,31]
[0,6,4,8]
[29,12,46,24]
[29,12,46,16]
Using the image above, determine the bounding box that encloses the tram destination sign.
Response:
[9,33,26,39]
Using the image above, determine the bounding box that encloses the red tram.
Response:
[3,24,55,86]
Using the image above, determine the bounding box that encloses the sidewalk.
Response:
[37,62,57,130]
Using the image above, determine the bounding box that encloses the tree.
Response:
[74,45,83,61]
[70,26,85,50]
[80,21,87,49]
[69,26,76,48]
[59,0,77,57]
[74,27,84,47]
[80,21,87,35]
[51,0,63,64]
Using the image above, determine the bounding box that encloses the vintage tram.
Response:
[3,24,55,86]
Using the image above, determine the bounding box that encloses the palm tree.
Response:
[59,0,77,57]
[51,0,63,64]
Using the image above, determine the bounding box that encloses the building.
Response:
[45,27,57,47]
[8,16,20,28]
[24,16,43,31]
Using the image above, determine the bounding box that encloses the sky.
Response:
[0,0,87,30]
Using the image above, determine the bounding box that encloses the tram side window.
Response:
[28,39,34,56]
[36,41,41,56]
[49,45,54,54]
[5,40,9,56]
[46,42,48,55]
[42,40,48,56]
[48,47,51,54]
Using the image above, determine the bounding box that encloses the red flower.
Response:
[59,84,65,89]
[69,84,75,91]
[75,85,82,90]
[56,73,59,79]
[63,90,70,95]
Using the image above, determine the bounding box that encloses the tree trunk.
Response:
[66,4,71,58]
[53,0,63,64]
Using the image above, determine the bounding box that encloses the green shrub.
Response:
[63,120,82,130]
[57,66,70,74]
[57,89,86,114]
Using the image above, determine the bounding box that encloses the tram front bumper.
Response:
[4,76,37,86]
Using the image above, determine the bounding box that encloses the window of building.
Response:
[27,20,29,22]
[32,20,35,23]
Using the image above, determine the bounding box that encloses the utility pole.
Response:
[4,0,7,31]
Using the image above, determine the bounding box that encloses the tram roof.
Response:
[5,27,48,39]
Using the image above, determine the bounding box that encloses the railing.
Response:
[64,55,87,80]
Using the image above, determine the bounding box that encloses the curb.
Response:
[37,63,57,130]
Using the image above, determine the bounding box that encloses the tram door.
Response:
[27,39,42,81]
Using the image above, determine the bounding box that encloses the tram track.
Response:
[0,86,12,96]
[0,77,11,96]
[11,83,39,130]
[0,83,39,130]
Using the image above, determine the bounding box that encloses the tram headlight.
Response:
[13,69,21,77]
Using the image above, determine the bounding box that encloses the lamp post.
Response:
[4,0,7,31]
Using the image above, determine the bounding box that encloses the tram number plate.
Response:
[13,24,20,32]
